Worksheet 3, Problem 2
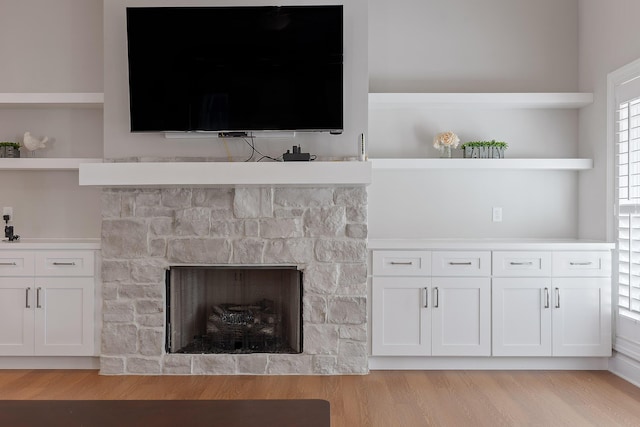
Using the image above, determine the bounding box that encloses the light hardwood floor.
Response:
[0,370,639,426]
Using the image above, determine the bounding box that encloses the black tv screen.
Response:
[126,6,343,133]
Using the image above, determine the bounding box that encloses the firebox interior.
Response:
[166,266,303,355]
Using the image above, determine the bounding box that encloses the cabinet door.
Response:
[33,277,94,356]
[372,277,430,356]
[431,277,491,356]
[552,278,611,357]
[492,278,552,356]
[0,278,35,355]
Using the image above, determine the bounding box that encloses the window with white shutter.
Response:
[616,75,640,319]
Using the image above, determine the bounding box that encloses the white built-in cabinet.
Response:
[371,244,613,361]
[0,248,97,356]
[372,250,491,356]
[492,251,611,357]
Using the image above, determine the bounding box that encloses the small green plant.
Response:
[0,142,20,149]
[460,140,508,150]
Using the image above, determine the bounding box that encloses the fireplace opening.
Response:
[166,266,303,355]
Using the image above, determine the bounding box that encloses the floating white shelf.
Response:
[368,93,594,109]
[0,93,104,108]
[79,161,372,187]
[370,158,594,171]
[0,158,103,171]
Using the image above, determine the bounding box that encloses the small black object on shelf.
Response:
[283,145,311,162]
[3,214,19,242]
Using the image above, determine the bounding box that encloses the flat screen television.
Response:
[125,5,343,134]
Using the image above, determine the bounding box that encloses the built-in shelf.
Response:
[370,158,594,171]
[79,161,372,187]
[0,93,104,108]
[368,93,594,109]
[0,158,103,171]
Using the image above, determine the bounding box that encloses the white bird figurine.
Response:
[22,131,49,152]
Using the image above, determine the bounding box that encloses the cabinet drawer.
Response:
[372,251,430,276]
[432,251,491,276]
[0,251,35,276]
[35,251,95,277]
[552,251,611,277]
[492,251,551,277]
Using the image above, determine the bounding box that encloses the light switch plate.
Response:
[492,207,502,222]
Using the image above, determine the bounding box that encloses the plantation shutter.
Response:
[616,76,640,316]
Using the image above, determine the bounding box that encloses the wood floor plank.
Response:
[0,370,639,426]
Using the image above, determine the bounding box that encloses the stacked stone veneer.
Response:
[100,186,368,375]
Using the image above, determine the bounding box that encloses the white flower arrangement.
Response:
[433,131,460,149]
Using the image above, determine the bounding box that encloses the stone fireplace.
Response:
[99,185,368,375]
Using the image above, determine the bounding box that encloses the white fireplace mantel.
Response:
[79,161,372,187]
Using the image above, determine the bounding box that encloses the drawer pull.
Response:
[424,287,428,308]
[449,262,472,266]
[544,288,550,309]
[52,262,76,266]
[434,287,439,308]
[510,261,533,266]
[0,262,17,266]
[36,287,42,309]
[390,261,413,266]
[569,262,593,266]
[25,287,31,309]
[555,287,560,309]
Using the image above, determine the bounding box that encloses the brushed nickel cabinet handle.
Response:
[510,261,533,266]
[569,262,592,266]
[0,262,17,266]
[52,262,76,266]
[449,262,472,266]
[544,287,550,309]
[36,287,42,309]
[434,287,439,308]
[25,287,31,309]
[424,287,429,308]
[555,287,560,309]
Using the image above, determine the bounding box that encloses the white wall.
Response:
[578,0,640,241]
[369,0,578,93]
[369,169,578,239]
[367,0,581,239]
[0,0,103,92]
[103,0,368,160]
[0,0,103,238]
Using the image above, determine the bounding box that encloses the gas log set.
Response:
[178,299,293,354]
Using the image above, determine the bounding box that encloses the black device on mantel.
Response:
[283,145,311,162]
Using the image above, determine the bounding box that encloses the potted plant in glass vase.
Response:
[433,131,460,158]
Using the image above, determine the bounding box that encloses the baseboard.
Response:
[0,356,99,370]
[369,356,609,370]
[608,351,640,388]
